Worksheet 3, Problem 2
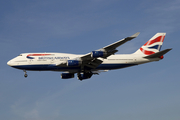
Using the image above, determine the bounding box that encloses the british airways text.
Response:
[38,57,70,59]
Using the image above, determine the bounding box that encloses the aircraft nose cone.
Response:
[7,60,12,66]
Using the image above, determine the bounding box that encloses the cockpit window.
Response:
[18,54,22,56]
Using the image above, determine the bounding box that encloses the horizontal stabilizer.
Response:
[144,48,172,58]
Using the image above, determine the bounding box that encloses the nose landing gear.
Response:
[23,70,28,78]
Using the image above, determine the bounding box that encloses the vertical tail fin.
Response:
[134,33,166,56]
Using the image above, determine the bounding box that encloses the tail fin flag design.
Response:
[134,33,166,56]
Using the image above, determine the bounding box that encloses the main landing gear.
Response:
[77,71,93,81]
[23,70,28,78]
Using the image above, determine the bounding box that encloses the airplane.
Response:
[7,32,172,80]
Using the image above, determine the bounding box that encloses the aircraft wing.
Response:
[57,32,140,69]
[81,32,140,61]
[102,32,140,51]
[83,58,103,69]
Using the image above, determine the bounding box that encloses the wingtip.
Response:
[165,48,172,52]
[131,32,140,38]
[167,48,172,51]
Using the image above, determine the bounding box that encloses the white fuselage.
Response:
[7,52,160,72]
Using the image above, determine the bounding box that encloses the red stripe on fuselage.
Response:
[27,54,51,56]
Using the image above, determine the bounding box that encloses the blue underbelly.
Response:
[12,63,137,71]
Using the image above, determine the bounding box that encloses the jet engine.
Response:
[91,51,107,58]
[67,60,81,67]
[61,73,74,79]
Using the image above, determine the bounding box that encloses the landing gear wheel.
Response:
[23,70,28,78]
[24,74,28,78]
[77,73,82,81]
[77,71,93,80]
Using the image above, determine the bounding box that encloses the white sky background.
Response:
[1,0,180,120]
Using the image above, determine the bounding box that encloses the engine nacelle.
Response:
[61,73,74,79]
[91,51,107,58]
[67,60,81,67]
[78,72,93,80]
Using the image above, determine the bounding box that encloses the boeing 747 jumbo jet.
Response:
[7,33,171,80]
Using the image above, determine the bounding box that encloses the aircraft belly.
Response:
[96,63,137,70]
[12,63,137,71]
[12,64,81,71]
